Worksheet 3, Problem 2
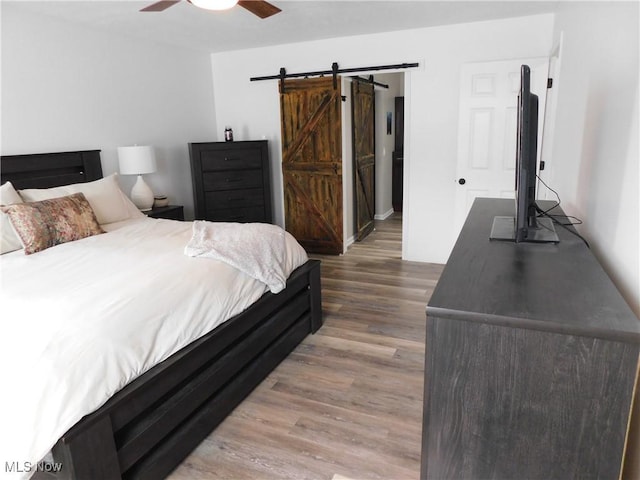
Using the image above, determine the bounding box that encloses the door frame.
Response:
[401,72,412,260]
[342,77,354,252]
[340,72,409,253]
[539,34,564,200]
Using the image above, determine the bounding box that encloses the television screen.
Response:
[490,65,559,243]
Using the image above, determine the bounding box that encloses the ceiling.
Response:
[6,1,561,53]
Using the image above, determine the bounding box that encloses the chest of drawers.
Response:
[189,141,273,223]
[421,198,640,480]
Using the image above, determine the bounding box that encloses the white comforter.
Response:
[0,217,308,478]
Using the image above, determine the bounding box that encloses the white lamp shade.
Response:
[117,146,157,175]
[189,0,238,10]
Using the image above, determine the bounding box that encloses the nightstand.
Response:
[144,205,184,221]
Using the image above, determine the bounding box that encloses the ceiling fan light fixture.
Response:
[189,0,239,11]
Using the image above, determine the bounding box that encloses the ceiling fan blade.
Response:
[237,0,281,19]
[140,0,182,12]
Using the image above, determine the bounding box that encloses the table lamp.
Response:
[117,145,157,211]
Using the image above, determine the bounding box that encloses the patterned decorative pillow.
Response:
[2,193,104,254]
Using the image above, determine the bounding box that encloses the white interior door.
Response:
[454,58,549,235]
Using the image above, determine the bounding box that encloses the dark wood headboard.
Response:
[0,150,103,190]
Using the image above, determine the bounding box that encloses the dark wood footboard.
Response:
[37,259,322,480]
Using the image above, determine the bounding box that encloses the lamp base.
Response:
[131,175,154,211]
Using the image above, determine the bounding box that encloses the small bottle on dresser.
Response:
[224,127,234,142]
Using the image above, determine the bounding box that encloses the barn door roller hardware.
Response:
[353,75,389,89]
[252,61,419,93]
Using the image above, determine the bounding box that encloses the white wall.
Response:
[548,3,639,478]
[549,1,639,318]
[1,4,217,219]
[210,14,554,263]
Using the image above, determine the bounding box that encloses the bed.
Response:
[0,150,322,480]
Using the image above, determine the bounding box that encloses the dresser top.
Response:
[428,198,640,343]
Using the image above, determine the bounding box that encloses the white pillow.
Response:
[1,181,24,254]
[19,174,138,225]
[120,188,145,220]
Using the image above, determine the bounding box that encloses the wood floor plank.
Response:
[168,213,443,480]
[317,325,425,352]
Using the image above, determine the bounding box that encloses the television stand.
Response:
[489,215,559,243]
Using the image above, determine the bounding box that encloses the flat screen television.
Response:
[490,64,559,243]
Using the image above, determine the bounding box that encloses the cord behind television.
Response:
[535,174,590,248]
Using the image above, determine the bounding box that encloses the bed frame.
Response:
[1,150,323,480]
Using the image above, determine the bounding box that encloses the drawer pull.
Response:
[224,157,239,162]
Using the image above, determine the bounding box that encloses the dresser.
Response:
[421,198,640,480]
[189,141,273,223]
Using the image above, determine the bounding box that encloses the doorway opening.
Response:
[344,72,405,256]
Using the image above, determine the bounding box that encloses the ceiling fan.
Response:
[140,0,281,19]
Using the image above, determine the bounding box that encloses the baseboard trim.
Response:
[374,209,394,221]
[344,235,355,252]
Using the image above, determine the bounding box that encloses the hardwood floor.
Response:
[169,213,444,480]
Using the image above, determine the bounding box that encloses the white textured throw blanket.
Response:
[185,221,308,293]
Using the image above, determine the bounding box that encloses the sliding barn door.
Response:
[280,76,343,254]
[351,78,375,241]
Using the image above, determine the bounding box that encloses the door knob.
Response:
[458,178,466,185]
